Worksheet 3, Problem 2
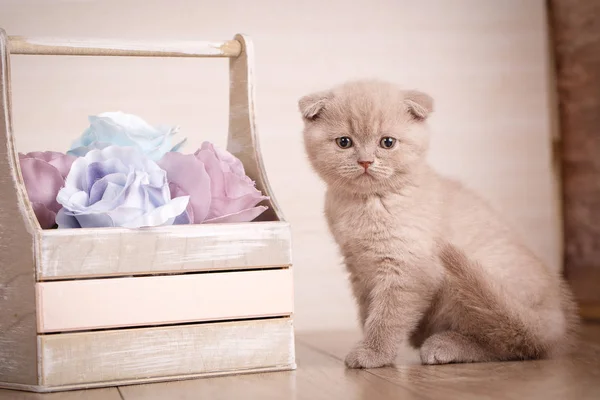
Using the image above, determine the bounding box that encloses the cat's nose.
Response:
[358,160,373,170]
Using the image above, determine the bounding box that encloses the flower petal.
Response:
[207,192,268,220]
[221,171,264,199]
[170,138,188,152]
[20,158,65,214]
[203,206,268,224]
[194,147,227,198]
[206,170,268,219]
[67,142,112,158]
[103,206,145,227]
[173,208,192,225]
[63,156,92,193]
[198,141,246,177]
[20,150,76,178]
[119,196,190,228]
[88,172,128,206]
[56,208,82,229]
[48,154,77,178]
[169,183,194,224]
[158,152,211,224]
[31,202,58,229]
[69,112,186,161]
[72,212,116,229]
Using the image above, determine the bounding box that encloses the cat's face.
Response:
[299,80,434,195]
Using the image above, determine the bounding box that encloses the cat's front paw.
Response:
[344,342,394,369]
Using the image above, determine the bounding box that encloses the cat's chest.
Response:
[325,194,400,243]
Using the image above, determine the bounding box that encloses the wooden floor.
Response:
[2,324,599,400]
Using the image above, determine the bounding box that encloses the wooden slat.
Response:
[8,36,242,58]
[38,318,295,389]
[0,386,122,398]
[36,269,293,333]
[0,29,39,386]
[120,341,413,400]
[38,221,291,280]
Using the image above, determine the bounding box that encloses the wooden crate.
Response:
[0,30,295,392]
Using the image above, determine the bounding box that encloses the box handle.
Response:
[8,36,242,58]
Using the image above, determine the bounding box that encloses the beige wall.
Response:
[0,0,560,332]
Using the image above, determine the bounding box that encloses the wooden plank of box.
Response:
[36,268,293,333]
[35,317,295,391]
[37,221,292,280]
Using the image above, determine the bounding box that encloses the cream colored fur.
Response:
[298,80,579,368]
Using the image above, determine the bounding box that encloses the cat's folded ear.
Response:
[298,91,332,120]
[404,90,434,120]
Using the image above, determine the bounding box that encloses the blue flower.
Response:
[67,111,186,161]
[56,145,190,229]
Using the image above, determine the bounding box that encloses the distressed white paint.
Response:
[227,34,287,223]
[8,36,242,57]
[37,318,295,390]
[36,268,294,333]
[39,221,292,279]
[0,384,122,397]
[0,29,39,386]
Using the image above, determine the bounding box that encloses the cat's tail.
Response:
[438,243,572,360]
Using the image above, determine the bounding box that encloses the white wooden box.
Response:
[0,31,296,392]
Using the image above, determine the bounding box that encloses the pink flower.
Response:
[158,142,269,224]
[19,151,77,229]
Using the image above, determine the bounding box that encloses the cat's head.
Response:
[298,80,434,195]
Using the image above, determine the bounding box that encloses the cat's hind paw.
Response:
[420,335,459,365]
[420,331,490,365]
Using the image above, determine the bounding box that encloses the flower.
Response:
[19,151,77,229]
[196,142,269,222]
[158,152,212,224]
[158,141,269,224]
[56,146,189,229]
[67,111,186,161]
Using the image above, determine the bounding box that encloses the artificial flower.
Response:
[56,145,189,229]
[67,111,186,161]
[19,151,76,229]
[158,141,268,224]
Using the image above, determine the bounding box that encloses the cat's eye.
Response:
[380,137,396,149]
[336,137,353,149]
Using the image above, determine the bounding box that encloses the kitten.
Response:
[298,80,579,368]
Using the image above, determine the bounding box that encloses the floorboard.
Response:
[298,324,600,400]
[119,342,414,400]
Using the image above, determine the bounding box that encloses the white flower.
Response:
[56,145,189,229]
[67,111,186,161]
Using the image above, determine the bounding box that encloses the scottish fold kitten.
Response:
[298,80,579,367]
